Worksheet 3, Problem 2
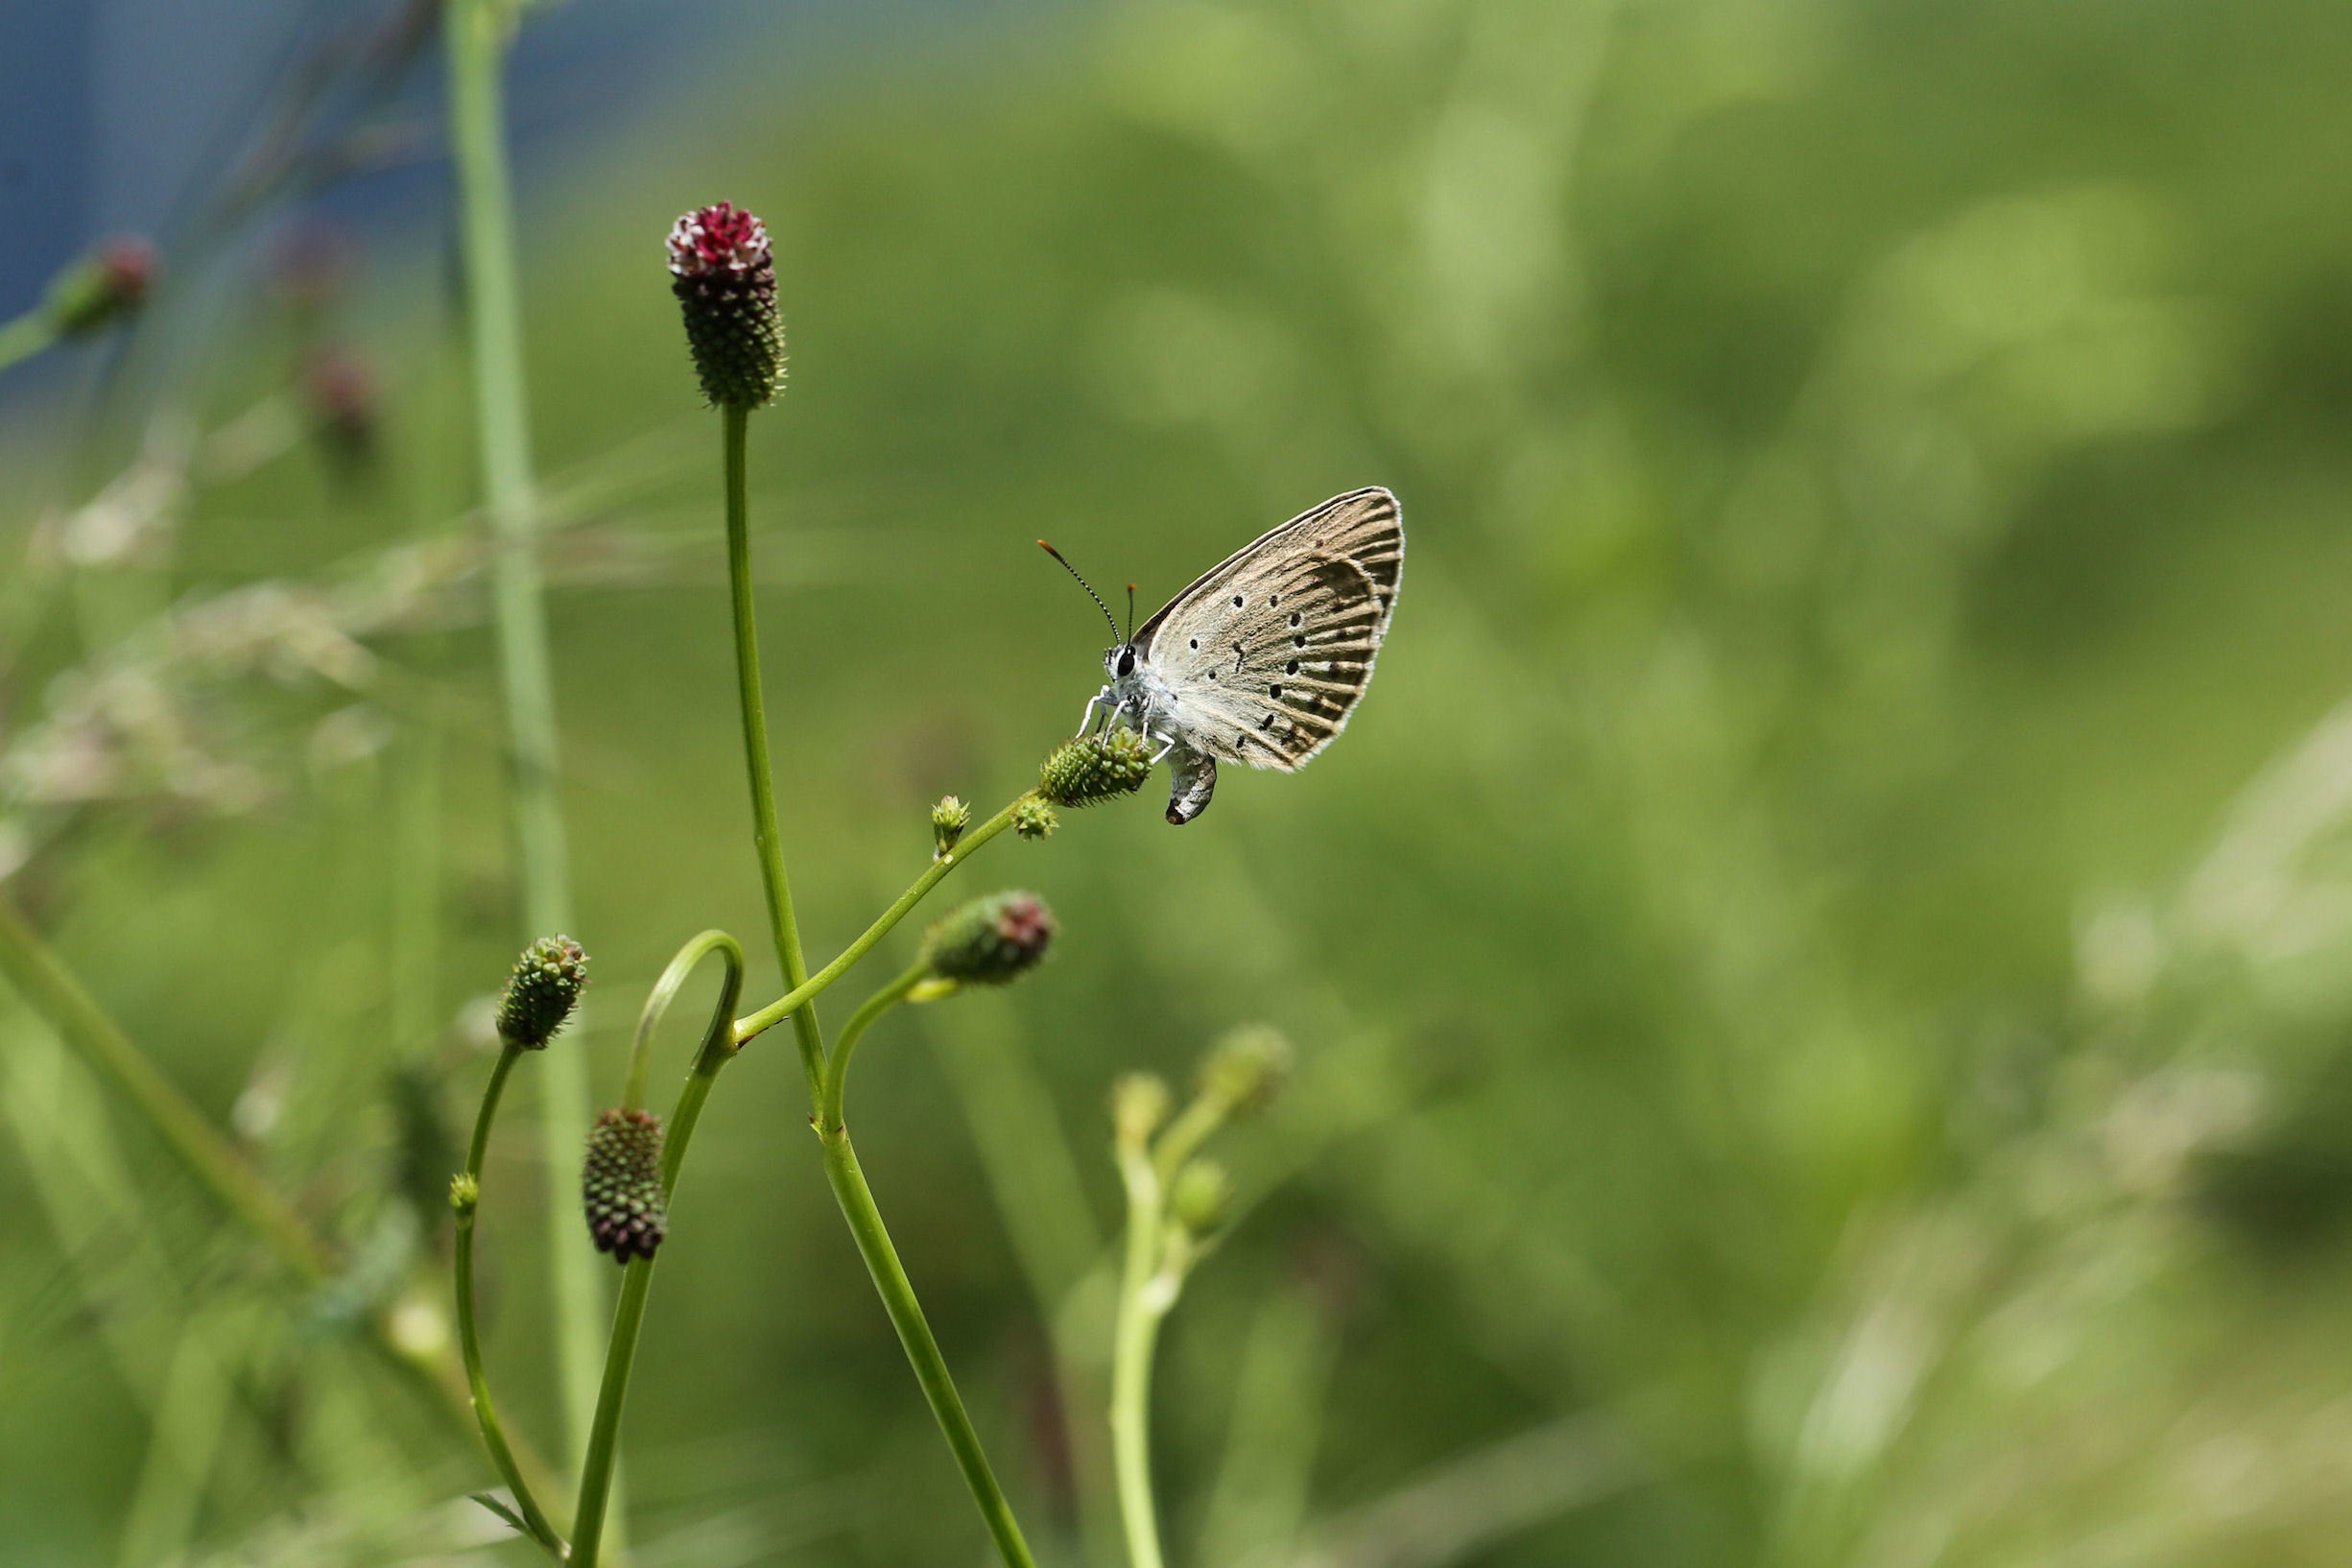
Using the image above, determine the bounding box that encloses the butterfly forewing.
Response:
[1138,487,1403,772]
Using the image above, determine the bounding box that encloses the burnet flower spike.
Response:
[922,891,1057,987]
[496,935,588,1049]
[582,1107,668,1265]
[1038,728,1153,808]
[667,202,785,410]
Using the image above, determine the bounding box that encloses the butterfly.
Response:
[1044,487,1404,824]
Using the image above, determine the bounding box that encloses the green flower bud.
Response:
[1038,728,1153,808]
[496,936,588,1049]
[448,1172,480,1216]
[1011,796,1059,841]
[1170,1159,1233,1235]
[1112,1072,1171,1147]
[582,1108,668,1265]
[1199,1024,1291,1117]
[668,203,786,409]
[923,891,1056,986]
[932,795,972,860]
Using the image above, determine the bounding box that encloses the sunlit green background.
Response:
[7,0,2352,1562]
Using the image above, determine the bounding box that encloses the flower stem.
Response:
[453,1043,567,1558]
[721,400,829,1103]
[571,934,744,1568]
[732,794,1029,1046]
[718,371,1036,1568]
[819,1123,1042,1568]
[818,961,929,1136]
[1111,1146,1172,1568]
[442,0,604,1476]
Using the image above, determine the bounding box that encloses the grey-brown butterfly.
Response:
[1046,487,1404,824]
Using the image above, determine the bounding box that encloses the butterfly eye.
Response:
[1116,647,1137,677]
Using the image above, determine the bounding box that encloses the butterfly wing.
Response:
[1137,487,1404,773]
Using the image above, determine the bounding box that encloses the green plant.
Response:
[444,199,1178,1568]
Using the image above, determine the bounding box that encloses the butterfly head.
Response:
[1105,643,1138,679]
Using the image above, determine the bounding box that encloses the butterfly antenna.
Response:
[1126,583,1136,642]
[1037,540,1122,643]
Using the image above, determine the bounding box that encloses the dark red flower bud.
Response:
[667,202,785,409]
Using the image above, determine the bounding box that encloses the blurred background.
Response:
[4,0,2352,1562]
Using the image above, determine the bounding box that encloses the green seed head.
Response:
[1038,728,1153,808]
[448,1172,480,1216]
[1112,1072,1172,1148]
[932,795,972,860]
[496,936,588,1049]
[1170,1159,1233,1235]
[923,891,1056,986]
[1199,1024,1292,1117]
[1011,796,1059,841]
[582,1108,668,1265]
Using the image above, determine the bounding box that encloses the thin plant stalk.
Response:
[571,932,745,1568]
[453,1043,567,1558]
[718,347,1039,1568]
[720,402,828,1101]
[1111,1146,1173,1568]
[442,0,606,1474]
[732,794,1028,1045]
[811,972,1040,1568]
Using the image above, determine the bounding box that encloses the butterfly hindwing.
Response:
[1138,487,1403,773]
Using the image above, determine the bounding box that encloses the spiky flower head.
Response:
[667,202,785,409]
[496,935,588,1049]
[1011,796,1059,841]
[48,237,156,337]
[1112,1072,1172,1148]
[932,795,972,860]
[1039,728,1153,808]
[582,1108,667,1264]
[924,891,1056,986]
[448,1172,480,1216]
[1170,1159,1233,1235]
[1199,1024,1292,1117]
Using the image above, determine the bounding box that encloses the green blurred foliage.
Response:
[5,0,2352,1562]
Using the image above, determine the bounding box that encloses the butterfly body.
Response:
[1080,487,1404,824]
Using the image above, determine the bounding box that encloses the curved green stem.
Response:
[453,1043,566,1558]
[818,961,929,1136]
[734,795,1029,1046]
[1111,1146,1172,1568]
[819,1126,1041,1568]
[570,934,745,1568]
[722,401,827,1103]
[623,930,745,1112]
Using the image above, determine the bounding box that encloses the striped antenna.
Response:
[1038,540,1121,643]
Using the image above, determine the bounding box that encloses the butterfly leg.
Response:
[1076,686,1112,736]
